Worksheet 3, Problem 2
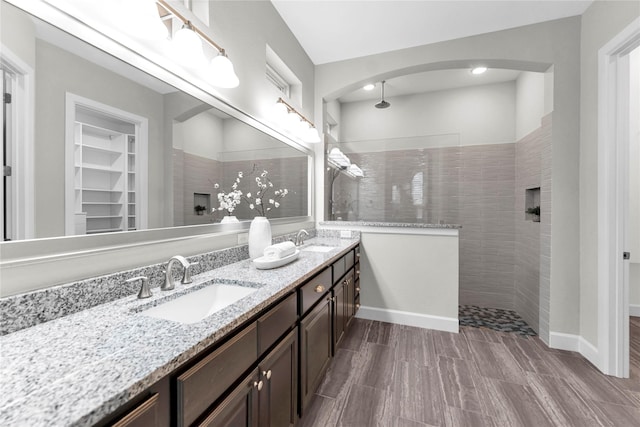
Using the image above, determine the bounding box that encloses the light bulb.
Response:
[471,66,488,75]
[171,24,206,68]
[209,54,239,88]
[272,101,289,124]
[125,0,168,40]
[285,110,302,129]
[363,83,375,91]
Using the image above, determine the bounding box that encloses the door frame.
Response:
[597,17,640,378]
[65,92,149,235]
[0,44,35,241]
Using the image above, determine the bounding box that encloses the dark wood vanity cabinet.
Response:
[177,323,259,427]
[197,369,260,427]
[198,328,298,427]
[354,246,361,314]
[332,247,358,350]
[258,329,298,427]
[98,244,360,427]
[109,393,160,427]
[299,291,333,414]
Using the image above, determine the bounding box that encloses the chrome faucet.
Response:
[126,276,152,299]
[162,255,198,291]
[294,229,309,246]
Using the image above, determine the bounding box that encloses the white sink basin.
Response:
[301,245,337,253]
[142,284,256,324]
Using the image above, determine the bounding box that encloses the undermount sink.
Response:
[301,245,337,253]
[141,283,257,324]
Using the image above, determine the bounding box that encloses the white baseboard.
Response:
[549,331,599,367]
[355,305,459,333]
[630,304,640,317]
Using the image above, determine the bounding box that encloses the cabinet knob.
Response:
[356,270,360,275]
[356,304,360,309]
[314,285,325,293]
[263,370,272,380]
[356,287,361,292]
[254,380,264,391]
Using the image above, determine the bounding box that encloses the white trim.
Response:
[549,332,600,367]
[597,17,640,377]
[630,305,640,317]
[0,44,35,240]
[355,305,459,333]
[320,224,459,237]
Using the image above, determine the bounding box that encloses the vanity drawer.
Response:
[332,250,355,284]
[299,267,331,315]
[345,249,355,272]
[258,292,297,355]
[177,323,258,427]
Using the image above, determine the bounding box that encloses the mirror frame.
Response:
[1,0,315,260]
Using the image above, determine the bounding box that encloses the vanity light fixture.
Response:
[125,0,169,40]
[156,0,239,88]
[171,21,206,68]
[471,66,488,75]
[274,98,321,143]
[363,83,375,91]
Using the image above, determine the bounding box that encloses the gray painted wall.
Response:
[34,40,166,237]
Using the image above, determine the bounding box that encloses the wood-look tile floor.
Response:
[299,317,640,427]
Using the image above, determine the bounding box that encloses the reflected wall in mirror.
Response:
[0,1,309,241]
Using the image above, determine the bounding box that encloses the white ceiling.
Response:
[271,0,593,65]
[337,68,523,102]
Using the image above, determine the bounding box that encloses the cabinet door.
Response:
[110,393,159,427]
[258,328,298,427]
[345,271,355,326]
[333,283,346,350]
[197,370,259,427]
[177,323,258,427]
[300,297,332,414]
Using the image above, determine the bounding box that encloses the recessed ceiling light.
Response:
[471,66,488,75]
[363,83,375,91]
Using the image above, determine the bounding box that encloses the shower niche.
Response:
[525,187,541,222]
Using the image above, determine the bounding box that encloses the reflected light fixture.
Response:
[328,148,351,168]
[274,98,321,143]
[471,66,488,75]
[156,0,239,88]
[363,83,375,91]
[347,164,364,178]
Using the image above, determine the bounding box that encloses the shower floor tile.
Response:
[459,305,537,336]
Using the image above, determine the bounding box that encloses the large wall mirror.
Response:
[1,1,311,242]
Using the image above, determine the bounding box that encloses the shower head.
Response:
[375,80,390,109]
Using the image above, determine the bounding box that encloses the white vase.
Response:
[249,216,272,259]
[220,215,239,224]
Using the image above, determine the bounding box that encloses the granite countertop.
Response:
[319,221,462,229]
[0,237,359,427]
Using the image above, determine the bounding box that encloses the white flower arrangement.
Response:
[211,172,244,217]
[242,166,288,217]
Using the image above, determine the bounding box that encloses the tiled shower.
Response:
[331,115,552,336]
